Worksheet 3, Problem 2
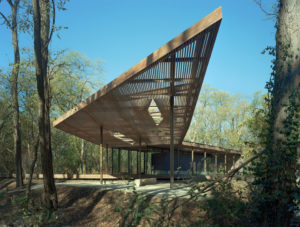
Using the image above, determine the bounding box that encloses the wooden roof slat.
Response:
[53,7,222,147]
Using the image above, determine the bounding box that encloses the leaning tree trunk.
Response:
[32,0,57,209]
[9,0,23,188]
[261,0,300,226]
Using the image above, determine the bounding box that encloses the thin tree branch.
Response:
[253,0,277,16]
[0,110,12,132]
[0,11,12,29]
[13,0,19,7]
[46,0,55,46]
[6,0,13,7]
[152,150,265,215]
[0,120,7,132]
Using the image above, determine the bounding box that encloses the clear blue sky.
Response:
[0,0,276,97]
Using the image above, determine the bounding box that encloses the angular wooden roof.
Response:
[53,7,222,148]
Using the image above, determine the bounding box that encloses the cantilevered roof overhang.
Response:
[53,7,222,148]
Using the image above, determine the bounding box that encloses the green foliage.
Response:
[0,73,14,174]
[38,207,54,224]
[199,180,249,226]
[0,49,104,176]
[50,50,103,115]
[251,87,300,224]
[245,91,268,150]
[185,84,266,153]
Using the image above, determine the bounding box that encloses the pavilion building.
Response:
[53,7,241,187]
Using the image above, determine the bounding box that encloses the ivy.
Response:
[251,9,300,224]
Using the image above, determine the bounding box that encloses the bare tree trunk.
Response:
[6,0,23,188]
[26,138,39,205]
[274,0,300,217]
[273,0,300,143]
[32,0,57,210]
[260,0,300,225]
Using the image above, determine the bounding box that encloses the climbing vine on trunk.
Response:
[252,0,300,226]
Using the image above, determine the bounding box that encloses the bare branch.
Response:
[13,0,20,7]
[0,11,12,29]
[48,62,68,80]
[253,0,277,17]
[164,150,264,215]
[6,0,13,7]
[46,0,55,46]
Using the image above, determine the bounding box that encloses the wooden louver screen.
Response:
[53,7,222,148]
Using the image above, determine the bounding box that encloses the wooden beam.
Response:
[181,141,241,155]
[100,126,103,184]
[129,78,194,84]
[163,57,201,62]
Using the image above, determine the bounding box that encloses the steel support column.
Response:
[138,138,142,179]
[128,149,131,174]
[214,154,218,173]
[233,155,236,168]
[191,150,194,175]
[224,153,227,173]
[143,151,146,174]
[111,147,114,174]
[106,144,108,173]
[170,95,174,188]
[177,147,180,170]
[170,52,175,189]
[99,126,103,184]
[118,148,121,174]
[136,150,138,174]
[145,146,148,174]
[204,152,207,173]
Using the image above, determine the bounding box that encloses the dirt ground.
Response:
[0,178,206,226]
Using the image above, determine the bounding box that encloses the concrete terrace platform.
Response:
[8,180,196,199]
[56,180,192,198]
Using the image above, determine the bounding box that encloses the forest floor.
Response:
[0,178,212,226]
[1,178,299,226]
